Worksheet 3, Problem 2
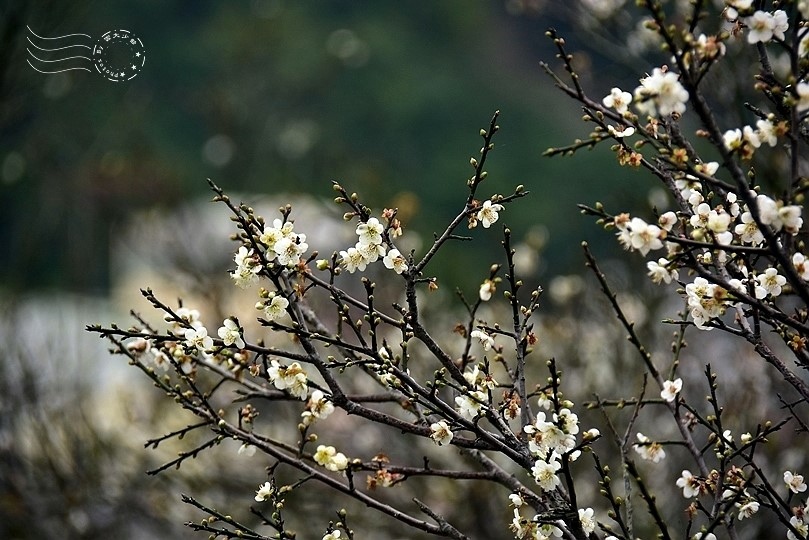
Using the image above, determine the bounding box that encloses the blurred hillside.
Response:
[0,0,651,296]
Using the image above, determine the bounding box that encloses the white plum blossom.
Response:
[258,293,289,321]
[355,240,386,263]
[693,534,717,540]
[616,216,664,255]
[723,128,744,151]
[661,378,682,402]
[676,469,700,498]
[260,219,294,251]
[578,508,596,535]
[463,364,498,390]
[633,432,666,462]
[658,211,677,231]
[789,516,809,540]
[259,218,308,267]
[785,471,808,494]
[508,493,524,507]
[726,192,740,217]
[757,118,778,147]
[383,248,408,274]
[757,193,780,225]
[231,246,262,288]
[794,253,809,280]
[798,82,809,112]
[780,205,804,235]
[755,268,786,299]
[676,177,703,203]
[356,217,384,246]
[602,87,632,114]
[736,499,760,520]
[301,390,335,426]
[255,481,273,502]
[724,0,753,21]
[273,235,308,266]
[753,193,803,233]
[583,428,600,440]
[556,408,579,436]
[477,200,504,228]
[532,457,562,491]
[744,10,787,44]
[166,306,203,336]
[685,277,728,330]
[479,279,496,301]
[218,318,245,349]
[340,246,369,273]
[524,413,576,457]
[430,420,454,446]
[313,445,349,471]
[735,211,764,245]
[322,531,341,540]
[647,258,678,284]
[455,391,487,419]
[634,67,689,117]
[607,124,635,138]
[184,326,213,352]
[537,392,553,411]
[707,208,732,235]
[772,10,789,39]
[267,360,309,399]
[470,329,495,351]
[743,125,761,148]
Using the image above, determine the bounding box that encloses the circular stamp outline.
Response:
[92,29,145,82]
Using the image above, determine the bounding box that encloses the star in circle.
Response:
[92,29,146,82]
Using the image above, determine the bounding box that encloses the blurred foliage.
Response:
[0,0,653,296]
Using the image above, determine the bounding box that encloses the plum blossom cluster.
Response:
[267,359,309,400]
[231,218,309,287]
[259,218,309,267]
[338,216,408,274]
[720,1,809,114]
[255,290,290,321]
[507,492,563,540]
[674,462,809,528]
[454,362,499,419]
[611,183,804,329]
[313,444,349,472]
[723,2,789,45]
[634,67,689,117]
[601,66,689,120]
[508,492,597,539]
[523,398,584,496]
[301,389,335,426]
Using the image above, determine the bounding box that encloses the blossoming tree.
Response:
[91,1,809,539]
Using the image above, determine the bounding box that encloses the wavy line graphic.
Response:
[26,26,146,81]
[26,26,93,74]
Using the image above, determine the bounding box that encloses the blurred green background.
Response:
[1,0,651,296]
